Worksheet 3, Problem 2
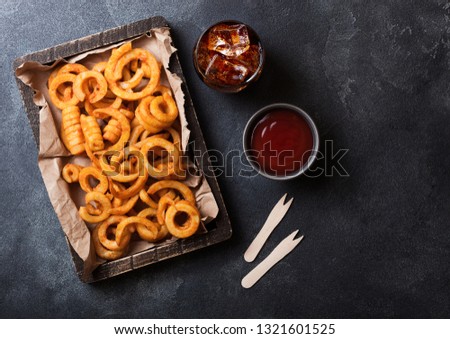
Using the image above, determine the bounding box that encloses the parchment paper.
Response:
[15,27,219,277]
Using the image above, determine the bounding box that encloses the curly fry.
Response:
[49,73,80,109]
[62,163,83,183]
[85,143,101,169]
[106,48,161,101]
[92,61,107,73]
[99,146,142,183]
[165,200,200,238]
[92,108,130,151]
[147,180,195,204]
[104,43,132,82]
[86,204,103,216]
[114,48,160,87]
[120,68,144,89]
[140,137,180,179]
[119,108,134,120]
[156,190,177,225]
[108,194,139,215]
[116,216,159,244]
[129,125,145,145]
[136,96,172,133]
[133,131,170,149]
[92,219,130,260]
[138,208,169,241]
[150,93,178,123]
[139,189,158,208]
[109,168,148,200]
[80,114,104,152]
[165,127,181,149]
[103,118,121,144]
[79,167,108,193]
[140,129,152,142]
[151,85,172,97]
[154,158,187,181]
[48,67,71,97]
[73,70,108,103]
[92,97,122,109]
[50,63,89,99]
[84,96,122,118]
[105,43,161,101]
[97,215,132,251]
[58,63,89,76]
[119,158,139,176]
[61,106,85,155]
[79,191,111,223]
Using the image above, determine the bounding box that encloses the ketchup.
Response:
[250,109,314,176]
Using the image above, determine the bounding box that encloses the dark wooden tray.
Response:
[13,16,232,283]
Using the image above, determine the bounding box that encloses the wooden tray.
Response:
[13,16,232,283]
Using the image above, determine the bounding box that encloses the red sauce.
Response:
[250,109,314,176]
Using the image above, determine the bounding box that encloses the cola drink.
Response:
[194,21,264,93]
[208,24,250,58]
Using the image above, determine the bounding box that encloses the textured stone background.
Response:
[1,0,449,318]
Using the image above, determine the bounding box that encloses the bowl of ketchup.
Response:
[243,103,319,180]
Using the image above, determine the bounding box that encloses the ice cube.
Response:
[205,54,249,85]
[208,24,250,57]
[235,44,261,74]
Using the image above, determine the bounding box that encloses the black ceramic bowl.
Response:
[243,103,320,180]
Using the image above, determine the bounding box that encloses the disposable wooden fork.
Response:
[244,193,294,263]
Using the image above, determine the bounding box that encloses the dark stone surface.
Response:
[1,0,449,318]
